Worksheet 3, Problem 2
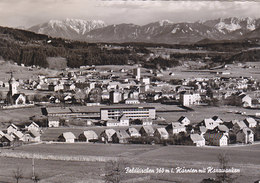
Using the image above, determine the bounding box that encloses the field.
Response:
[0,143,260,183]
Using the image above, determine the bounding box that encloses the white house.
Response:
[154,128,169,140]
[100,129,116,142]
[236,128,254,144]
[178,116,190,126]
[126,127,141,137]
[119,115,129,126]
[166,122,186,135]
[78,130,98,142]
[58,132,76,143]
[142,118,153,126]
[7,124,19,134]
[48,117,60,127]
[243,117,257,128]
[204,133,228,146]
[190,134,205,147]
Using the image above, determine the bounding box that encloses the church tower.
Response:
[9,72,19,96]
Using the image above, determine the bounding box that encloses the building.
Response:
[204,133,228,146]
[100,106,156,120]
[100,129,116,143]
[48,117,60,127]
[125,98,140,105]
[109,91,122,104]
[190,134,205,147]
[236,128,254,144]
[166,122,186,135]
[154,128,169,140]
[133,67,141,80]
[141,118,153,126]
[243,117,257,128]
[178,116,191,126]
[126,127,141,137]
[139,126,154,137]
[78,130,98,142]
[58,132,76,143]
[112,130,130,143]
[180,92,201,106]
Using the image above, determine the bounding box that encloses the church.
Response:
[6,73,26,105]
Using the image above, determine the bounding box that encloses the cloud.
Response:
[0,0,259,28]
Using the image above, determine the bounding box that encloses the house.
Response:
[200,118,219,130]
[211,116,223,124]
[178,116,190,126]
[12,93,26,105]
[243,117,257,128]
[112,130,130,143]
[0,134,14,146]
[238,93,252,107]
[0,130,4,138]
[190,134,205,147]
[48,117,60,127]
[100,129,116,143]
[142,118,153,126]
[28,129,41,142]
[232,121,248,133]
[78,130,98,142]
[204,133,228,146]
[154,128,169,140]
[119,115,129,126]
[10,131,24,141]
[7,124,19,134]
[58,132,76,143]
[125,98,140,105]
[126,127,141,137]
[166,122,186,135]
[212,125,229,135]
[139,126,154,137]
[106,119,120,127]
[199,126,207,135]
[25,122,40,132]
[236,128,254,144]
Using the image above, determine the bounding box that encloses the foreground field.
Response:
[0,143,259,183]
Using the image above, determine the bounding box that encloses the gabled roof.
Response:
[140,126,154,134]
[113,130,130,139]
[81,130,98,139]
[8,124,19,130]
[61,132,75,139]
[244,118,257,125]
[103,129,116,137]
[29,129,40,138]
[167,122,185,130]
[207,133,227,141]
[12,131,24,139]
[0,130,5,137]
[178,116,190,123]
[216,125,229,133]
[190,134,204,142]
[2,134,14,142]
[236,121,247,129]
[127,127,139,135]
[199,126,207,133]
[155,128,168,136]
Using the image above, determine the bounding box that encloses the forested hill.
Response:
[0,26,259,69]
[0,26,135,68]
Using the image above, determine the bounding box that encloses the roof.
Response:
[12,131,24,139]
[46,107,71,114]
[141,126,154,134]
[178,116,189,123]
[48,116,60,121]
[120,114,128,121]
[199,126,207,133]
[236,121,248,129]
[167,122,185,129]
[29,129,40,137]
[61,132,76,139]
[103,129,116,137]
[244,118,257,125]
[207,133,226,141]
[155,128,168,136]
[0,130,5,137]
[127,127,139,135]
[113,130,130,139]
[216,125,229,133]
[2,134,14,142]
[190,134,204,142]
[81,130,98,139]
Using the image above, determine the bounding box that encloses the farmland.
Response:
[0,143,260,183]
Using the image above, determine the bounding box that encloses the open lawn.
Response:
[1,143,260,183]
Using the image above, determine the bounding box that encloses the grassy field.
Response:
[0,143,260,183]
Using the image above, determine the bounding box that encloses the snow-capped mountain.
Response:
[28,18,106,40]
[28,17,260,44]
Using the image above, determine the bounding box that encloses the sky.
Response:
[0,0,259,28]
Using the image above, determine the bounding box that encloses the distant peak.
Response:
[159,20,173,26]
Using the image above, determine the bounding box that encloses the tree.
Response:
[13,167,23,183]
[104,160,126,183]
[215,152,237,183]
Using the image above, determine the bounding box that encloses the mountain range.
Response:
[27,17,260,44]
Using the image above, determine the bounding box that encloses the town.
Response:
[0,61,259,148]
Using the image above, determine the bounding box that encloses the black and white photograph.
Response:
[0,0,259,182]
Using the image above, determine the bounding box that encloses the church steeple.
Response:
[9,72,18,96]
